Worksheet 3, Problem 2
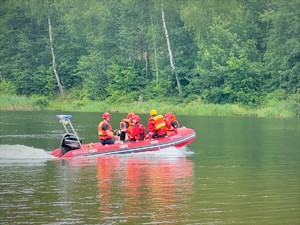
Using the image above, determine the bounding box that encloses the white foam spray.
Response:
[0,144,54,162]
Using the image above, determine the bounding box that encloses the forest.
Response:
[0,0,299,116]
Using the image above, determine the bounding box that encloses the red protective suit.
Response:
[128,122,146,141]
[147,114,171,139]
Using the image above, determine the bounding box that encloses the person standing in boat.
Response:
[127,115,146,142]
[164,113,179,135]
[147,109,170,140]
[119,112,135,141]
[98,112,119,145]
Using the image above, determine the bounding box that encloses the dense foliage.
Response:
[0,0,299,107]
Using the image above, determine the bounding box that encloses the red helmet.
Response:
[132,115,140,122]
[127,112,135,119]
[102,112,110,120]
[164,113,172,119]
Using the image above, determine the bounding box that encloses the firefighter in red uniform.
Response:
[127,115,146,142]
[98,112,119,145]
[164,113,179,135]
[119,112,135,141]
[147,109,172,140]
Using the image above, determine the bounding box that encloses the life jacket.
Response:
[98,120,112,140]
[153,114,166,131]
[120,118,134,132]
[169,114,177,123]
[166,114,179,131]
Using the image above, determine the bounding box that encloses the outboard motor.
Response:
[60,133,82,156]
[56,115,83,156]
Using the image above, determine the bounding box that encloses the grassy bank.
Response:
[0,94,299,118]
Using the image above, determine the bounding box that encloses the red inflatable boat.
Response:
[51,115,196,158]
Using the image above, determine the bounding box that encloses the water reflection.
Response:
[96,154,194,224]
[1,110,299,224]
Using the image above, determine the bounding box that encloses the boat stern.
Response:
[51,148,63,158]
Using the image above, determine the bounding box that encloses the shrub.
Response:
[287,94,300,117]
[0,80,16,95]
[34,96,49,110]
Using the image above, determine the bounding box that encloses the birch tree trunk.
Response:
[143,51,148,78]
[160,0,182,95]
[47,2,64,96]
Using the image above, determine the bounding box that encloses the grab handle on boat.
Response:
[56,115,72,133]
[56,114,82,149]
[56,115,72,119]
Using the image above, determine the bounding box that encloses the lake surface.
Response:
[0,111,299,224]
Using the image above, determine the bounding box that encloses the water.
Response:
[0,111,299,224]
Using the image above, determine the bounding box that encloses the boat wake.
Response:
[0,144,55,163]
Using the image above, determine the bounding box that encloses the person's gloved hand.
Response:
[147,133,152,140]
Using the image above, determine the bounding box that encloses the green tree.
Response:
[107,64,146,102]
[261,0,300,94]
[75,53,109,101]
[191,17,264,105]
[1,0,298,108]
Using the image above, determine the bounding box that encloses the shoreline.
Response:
[0,95,298,118]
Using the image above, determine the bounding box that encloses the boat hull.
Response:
[51,127,196,158]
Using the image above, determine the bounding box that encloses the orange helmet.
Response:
[127,112,135,119]
[132,115,140,122]
[102,112,110,120]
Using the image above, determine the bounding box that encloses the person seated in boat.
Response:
[119,112,135,141]
[127,115,146,142]
[147,109,172,140]
[98,112,119,145]
[164,112,179,135]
